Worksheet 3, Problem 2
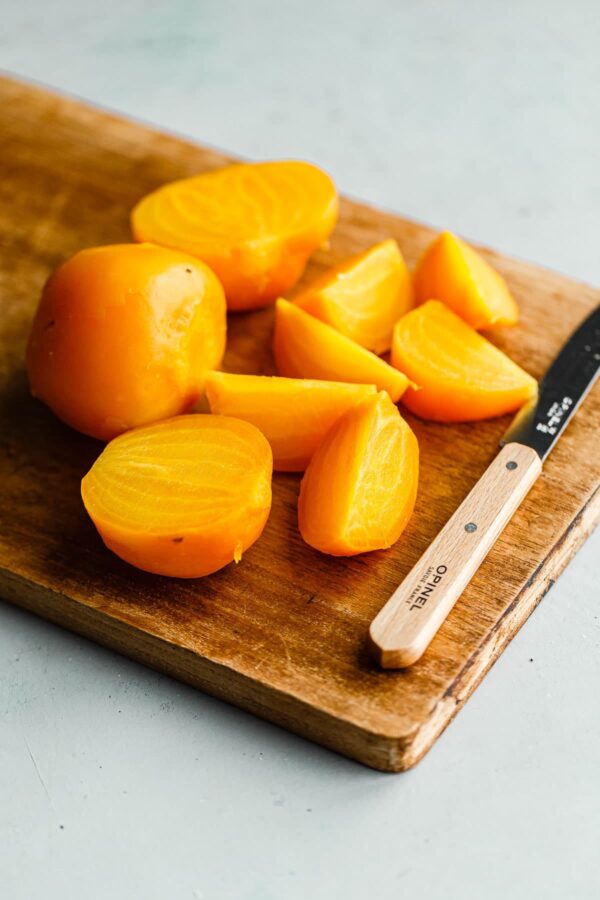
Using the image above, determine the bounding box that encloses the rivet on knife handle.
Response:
[369,442,542,668]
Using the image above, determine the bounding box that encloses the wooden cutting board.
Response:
[1,75,598,771]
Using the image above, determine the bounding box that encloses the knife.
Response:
[369,304,600,669]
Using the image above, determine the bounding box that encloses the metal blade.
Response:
[501,304,600,460]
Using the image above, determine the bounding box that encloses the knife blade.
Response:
[369,305,600,669]
[501,304,600,458]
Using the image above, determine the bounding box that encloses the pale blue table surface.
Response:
[1,2,599,898]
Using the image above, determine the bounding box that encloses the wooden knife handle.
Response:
[369,442,542,669]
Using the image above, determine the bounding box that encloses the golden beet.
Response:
[391,300,537,422]
[131,161,338,311]
[413,231,519,329]
[206,371,377,471]
[298,392,419,556]
[81,415,273,578]
[293,239,413,353]
[273,299,411,402]
[26,243,226,441]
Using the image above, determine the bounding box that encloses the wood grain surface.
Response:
[1,74,598,771]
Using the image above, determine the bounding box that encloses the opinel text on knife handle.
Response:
[369,443,543,669]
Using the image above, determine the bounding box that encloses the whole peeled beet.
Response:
[26,243,226,441]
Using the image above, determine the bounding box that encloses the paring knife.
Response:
[369,305,600,669]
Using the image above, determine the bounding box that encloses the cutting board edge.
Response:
[0,566,414,771]
[404,482,600,769]
[1,481,598,773]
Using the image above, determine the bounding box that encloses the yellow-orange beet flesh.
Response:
[298,392,419,556]
[273,299,411,402]
[81,415,273,578]
[392,301,537,422]
[131,161,338,311]
[26,243,226,441]
[206,371,377,471]
[413,231,519,330]
[293,239,413,354]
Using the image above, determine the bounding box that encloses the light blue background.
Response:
[1,2,599,898]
